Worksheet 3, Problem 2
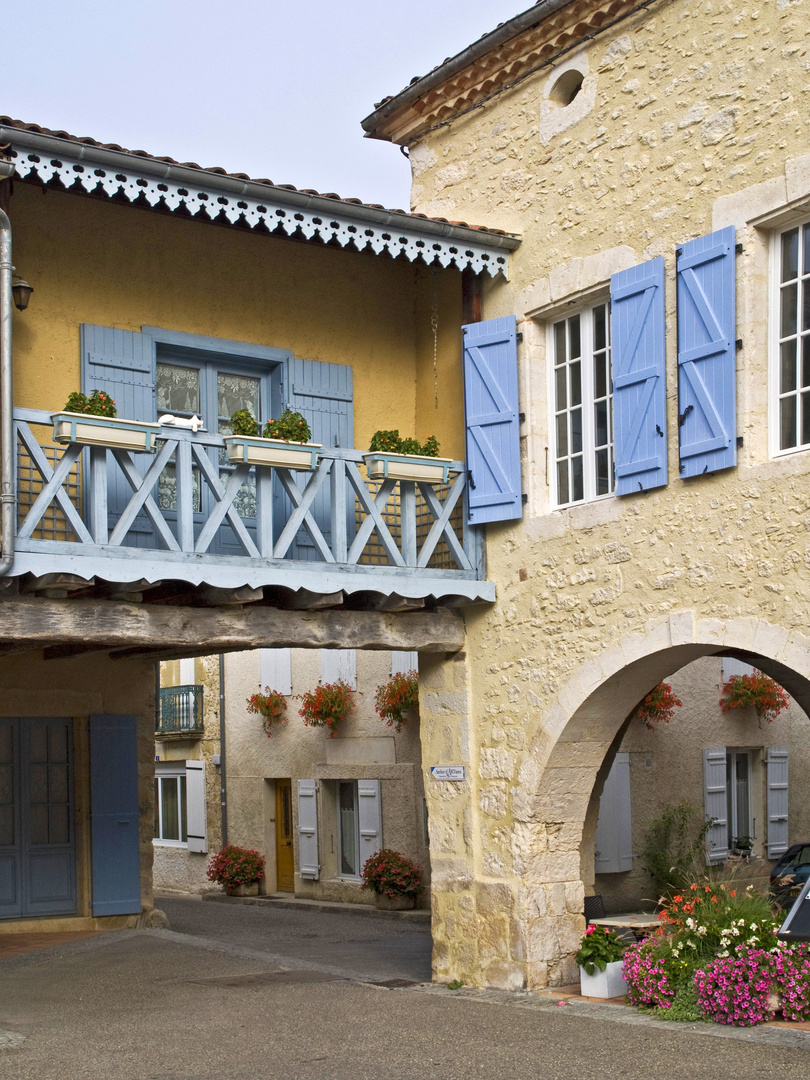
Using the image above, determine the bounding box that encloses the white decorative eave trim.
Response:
[1,127,518,278]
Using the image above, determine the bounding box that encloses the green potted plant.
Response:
[206,845,265,896]
[246,686,288,737]
[361,848,423,910]
[575,924,627,998]
[223,408,320,470]
[720,670,790,727]
[364,429,457,484]
[374,670,419,733]
[52,389,160,452]
[298,679,354,737]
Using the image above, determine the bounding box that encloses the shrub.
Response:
[361,849,423,899]
[659,883,778,962]
[632,682,682,730]
[720,670,790,725]
[575,924,625,975]
[64,389,117,418]
[246,686,288,737]
[374,670,419,733]
[640,801,713,900]
[206,845,264,888]
[298,680,354,737]
[694,949,777,1026]
[263,409,312,443]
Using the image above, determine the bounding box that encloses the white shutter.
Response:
[594,753,633,874]
[767,746,789,859]
[320,649,356,689]
[703,747,728,864]
[722,657,755,681]
[297,779,320,880]
[179,657,196,685]
[185,760,207,853]
[260,648,292,696]
[357,779,382,872]
[391,651,419,676]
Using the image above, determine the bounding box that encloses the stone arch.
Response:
[514,613,810,988]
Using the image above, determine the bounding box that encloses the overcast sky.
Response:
[5,1,526,210]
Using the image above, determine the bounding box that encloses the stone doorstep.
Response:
[197,890,431,922]
[537,983,810,1031]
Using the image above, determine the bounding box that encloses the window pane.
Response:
[803,337,810,388]
[781,283,798,338]
[781,396,797,450]
[802,391,810,447]
[802,223,809,276]
[569,316,581,359]
[49,804,70,846]
[595,449,610,496]
[557,460,569,505]
[339,782,357,876]
[571,455,584,503]
[782,228,799,283]
[593,304,607,352]
[157,364,200,414]
[781,339,797,393]
[570,361,582,408]
[160,777,180,841]
[556,413,568,457]
[29,805,48,846]
[219,467,257,518]
[218,373,260,425]
[158,462,202,514]
[595,400,608,448]
[594,353,607,401]
[180,776,188,843]
[554,321,567,362]
[570,407,582,454]
[803,280,810,333]
[555,366,567,411]
[0,806,13,848]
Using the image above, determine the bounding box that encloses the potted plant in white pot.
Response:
[575,923,627,998]
[363,429,458,484]
[223,408,320,470]
[52,390,160,453]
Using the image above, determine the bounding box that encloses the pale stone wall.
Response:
[403,0,810,988]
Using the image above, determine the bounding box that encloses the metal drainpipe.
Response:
[0,166,16,577]
[218,652,228,847]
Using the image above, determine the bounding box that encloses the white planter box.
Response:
[52,412,159,453]
[579,960,627,998]
[363,452,457,484]
[223,436,321,470]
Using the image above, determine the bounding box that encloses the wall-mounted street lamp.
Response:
[11,276,33,311]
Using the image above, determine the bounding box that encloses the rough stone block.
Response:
[485,960,527,991]
[476,881,515,918]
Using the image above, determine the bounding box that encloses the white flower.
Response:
[697,926,707,936]
[686,917,695,930]
[750,923,758,931]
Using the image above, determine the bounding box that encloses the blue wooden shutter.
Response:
[288,357,353,560]
[703,747,729,865]
[81,324,157,546]
[677,227,737,477]
[611,257,667,494]
[767,747,789,859]
[89,714,141,916]
[462,317,522,524]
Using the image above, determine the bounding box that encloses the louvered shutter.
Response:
[81,324,157,545]
[767,747,789,859]
[677,227,737,477]
[462,317,522,524]
[594,753,633,874]
[260,649,292,697]
[611,258,667,494]
[320,649,356,690]
[703,747,729,865]
[287,356,353,560]
[89,714,141,915]
[357,780,382,871]
[297,779,319,880]
[185,760,207,854]
[391,651,419,676]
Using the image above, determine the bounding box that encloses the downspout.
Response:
[0,162,15,576]
[218,652,228,847]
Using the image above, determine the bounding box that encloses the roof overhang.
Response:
[1,124,520,278]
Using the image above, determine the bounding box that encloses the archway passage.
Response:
[505,617,810,988]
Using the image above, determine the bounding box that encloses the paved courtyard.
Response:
[0,897,809,1080]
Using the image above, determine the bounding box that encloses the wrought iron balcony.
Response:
[157,684,204,736]
[10,408,493,604]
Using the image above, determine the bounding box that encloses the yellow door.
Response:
[275,779,295,892]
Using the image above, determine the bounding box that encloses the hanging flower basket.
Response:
[720,671,789,725]
[298,680,354,737]
[374,670,419,733]
[631,682,682,730]
[246,687,288,737]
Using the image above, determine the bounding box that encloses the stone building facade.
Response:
[364,0,810,989]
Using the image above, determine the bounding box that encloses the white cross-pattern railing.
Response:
[11,409,491,602]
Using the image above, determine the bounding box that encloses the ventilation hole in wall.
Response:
[548,69,585,107]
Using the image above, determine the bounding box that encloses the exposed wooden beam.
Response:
[280,589,345,611]
[0,597,466,654]
[376,594,426,613]
[43,643,120,662]
[194,584,264,606]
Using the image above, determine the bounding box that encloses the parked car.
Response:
[770,843,810,907]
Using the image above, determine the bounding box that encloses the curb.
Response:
[199,891,431,922]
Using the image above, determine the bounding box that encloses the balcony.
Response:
[10,409,492,605]
[157,684,204,737]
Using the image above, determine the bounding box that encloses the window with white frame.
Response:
[726,750,753,849]
[550,300,614,506]
[774,218,810,453]
[338,780,360,876]
[154,767,188,845]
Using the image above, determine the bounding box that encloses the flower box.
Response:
[52,411,160,453]
[223,435,321,470]
[579,960,627,998]
[363,452,458,484]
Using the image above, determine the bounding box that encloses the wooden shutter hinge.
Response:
[516,332,523,343]
[678,404,693,427]
[735,243,743,255]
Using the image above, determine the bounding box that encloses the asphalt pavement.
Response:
[0,895,809,1080]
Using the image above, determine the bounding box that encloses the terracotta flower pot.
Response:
[374,892,415,911]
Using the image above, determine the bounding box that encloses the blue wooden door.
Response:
[89,715,141,916]
[0,718,77,920]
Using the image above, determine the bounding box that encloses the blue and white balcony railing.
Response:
[157,684,204,735]
[10,408,493,603]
